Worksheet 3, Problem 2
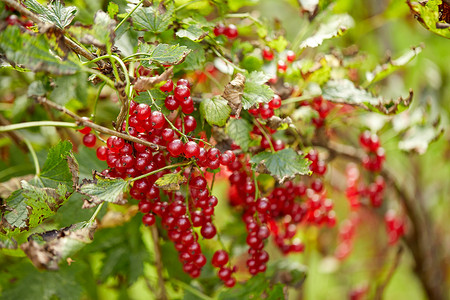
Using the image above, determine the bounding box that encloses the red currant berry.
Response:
[96,146,108,161]
[165,95,179,110]
[174,85,191,102]
[160,79,174,93]
[184,141,200,158]
[286,50,296,62]
[268,94,282,109]
[142,213,156,226]
[150,111,165,129]
[277,60,287,72]
[190,176,207,190]
[214,24,225,36]
[177,79,190,88]
[224,24,238,39]
[262,47,274,61]
[83,133,96,147]
[201,222,217,239]
[184,115,197,133]
[136,103,151,120]
[167,139,184,157]
[212,250,229,268]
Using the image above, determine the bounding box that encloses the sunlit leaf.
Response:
[25,0,77,29]
[250,149,312,183]
[200,96,231,127]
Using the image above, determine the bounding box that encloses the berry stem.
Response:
[210,46,246,73]
[225,13,263,26]
[86,202,104,225]
[171,278,213,300]
[253,120,275,153]
[23,139,40,176]
[129,161,193,182]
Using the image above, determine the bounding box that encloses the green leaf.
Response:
[49,72,88,106]
[0,26,80,75]
[407,0,450,39]
[107,2,119,18]
[267,36,288,53]
[134,89,170,115]
[250,149,312,182]
[39,140,78,190]
[84,216,150,285]
[132,4,174,33]
[2,189,28,230]
[300,14,354,48]
[78,174,128,207]
[22,181,68,229]
[176,24,206,41]
[25,0,77,29]
[200,96,232,127]
[241,56,263,72]
[1,141,77,233]
[219,274,275,300]
[91,10,116,47]
[21,223,96,270]
[226,118,252,151]
[242,71,275,109]
[138,43,191,65]
[0,262,84,300]
[364,46,423,86]
[228,0,259,11]
[154,172,187,190]
[174,38,205,71]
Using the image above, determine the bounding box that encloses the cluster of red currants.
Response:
[226,151,336,273]
[250,123,285,151]
[262,47,296,82]
[335,216,358,260]
[213,24,238,39]
[78,77,245,284]
[248,95,282,120]
[384,210,405,245]
[4,5,34,28]
[359,131,385,172]
[345,164,386,209]
[310,96,333,128]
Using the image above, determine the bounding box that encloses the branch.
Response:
[1,0,106,70]
[34,97,164,151]
[374,246,403,300]
[150,225,168,300]
[0,114,27,152]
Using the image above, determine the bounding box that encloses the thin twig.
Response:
[0,114,27,152]
[150,225,168,300]
[34,97,164,151]
[374,246,403,300]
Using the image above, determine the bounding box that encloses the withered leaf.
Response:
[21,222,97,270]
[222,73,246,117]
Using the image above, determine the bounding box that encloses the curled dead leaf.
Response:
[134,66,174,92]
[21,222,97,270]
[222,73,245,117]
